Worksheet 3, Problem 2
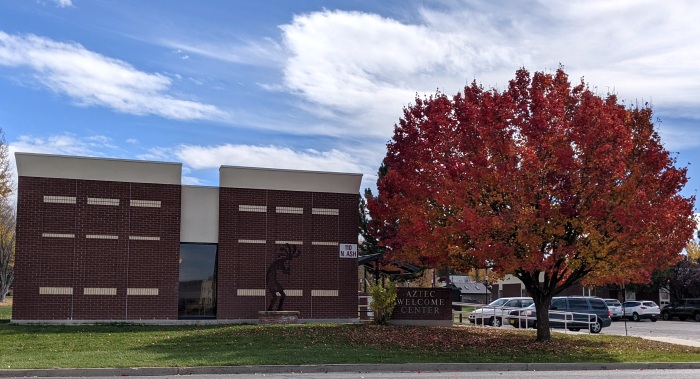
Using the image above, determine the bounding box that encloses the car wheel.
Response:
[491,317,502,327]
[632,312,640,322]
[651,317,657,322]
[661,311,670,321]
[590,319,603,333]
[695,313,700,322]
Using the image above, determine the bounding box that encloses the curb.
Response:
[4,362,700,377]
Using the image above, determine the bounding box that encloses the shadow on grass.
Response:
[3,323,700,367]
[127,324,660,365]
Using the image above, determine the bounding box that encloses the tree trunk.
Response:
[532,292,553,342]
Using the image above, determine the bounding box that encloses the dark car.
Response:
[661,298,700,321]
[508,296,612,333]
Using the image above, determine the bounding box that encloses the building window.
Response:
[179,243,217,319]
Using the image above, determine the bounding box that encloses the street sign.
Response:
[339,244,357,258]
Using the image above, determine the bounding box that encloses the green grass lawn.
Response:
[2,320,700,369]
[0,297,10,321]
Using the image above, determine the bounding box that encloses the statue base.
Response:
[258,311,300,325]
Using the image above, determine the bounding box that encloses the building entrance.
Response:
[178,243,217,318]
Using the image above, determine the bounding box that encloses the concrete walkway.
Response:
[642,336,700,347]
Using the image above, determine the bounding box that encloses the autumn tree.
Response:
[0,129,12,302]
[0,198,14,302]
[686,240,700,263]
[367,67,696,342]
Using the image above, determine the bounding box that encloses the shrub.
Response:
[368,281,397,324]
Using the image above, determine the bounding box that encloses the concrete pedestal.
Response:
[258,311,300,325]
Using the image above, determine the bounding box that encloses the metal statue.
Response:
[266,244,301,311]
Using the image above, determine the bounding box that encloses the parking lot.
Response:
[475,318,700,345]
[602,319,700,344]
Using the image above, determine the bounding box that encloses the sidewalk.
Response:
[4,362,700,378]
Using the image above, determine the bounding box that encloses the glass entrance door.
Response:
[179,243,217,318]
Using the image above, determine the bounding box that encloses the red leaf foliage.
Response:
[367,67,695,338]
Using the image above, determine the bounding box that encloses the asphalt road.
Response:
[602,319,700,343]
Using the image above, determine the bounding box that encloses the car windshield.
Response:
[488,299,509,306]
[605,300,621,306]
[642,301,658,307]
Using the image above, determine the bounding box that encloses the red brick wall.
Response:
[15,175,358,321]
[13,176,180,320]
[218,188,358,320]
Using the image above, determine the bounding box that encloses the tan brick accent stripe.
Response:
[311,290,339,297]
[42,233,75,238]
[237,289,266,296]
[312,241,338,246]
[85,234,118,240]
[129,236,160,241]
[312,208,339,216]
[39,287,73,295]
[127,288,159,296]
[238,239,266,244]
[84,287,117,296]
[276,206,303,214]
[130,200,161,208]
[275,240,303,245]
[239,205,266,212]
[87,197,119,206]
[285,290,303,296]
[43,196,76,204]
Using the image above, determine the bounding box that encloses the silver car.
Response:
[469,297,533,327]
[604,298,623,320]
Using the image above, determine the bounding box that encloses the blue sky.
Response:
[1,0,700,217]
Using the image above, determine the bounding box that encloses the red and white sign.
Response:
[339,244,358,258]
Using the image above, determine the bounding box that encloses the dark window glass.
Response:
[505,300,519,307]
[590,299,607,310]
[569,299,589,311]
[179,243,217,318]
[551,299,566,310]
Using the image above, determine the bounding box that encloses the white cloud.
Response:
[276,2,700,140]
[10,134,114,157]
[174,144,365,174]
[44,0,72,7]
[0,31,226,121]
[161,37,284,67]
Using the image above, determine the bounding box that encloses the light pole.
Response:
[484,275,489,304]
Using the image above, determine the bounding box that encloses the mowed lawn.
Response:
[2,300,700,369]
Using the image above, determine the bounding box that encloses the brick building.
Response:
[13,153,361,323]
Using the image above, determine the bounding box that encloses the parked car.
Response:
[661,298,700,321]
[623,300,660,322]
[507,296,612,333]
[468,297,533,327]
[603,298,623,320]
